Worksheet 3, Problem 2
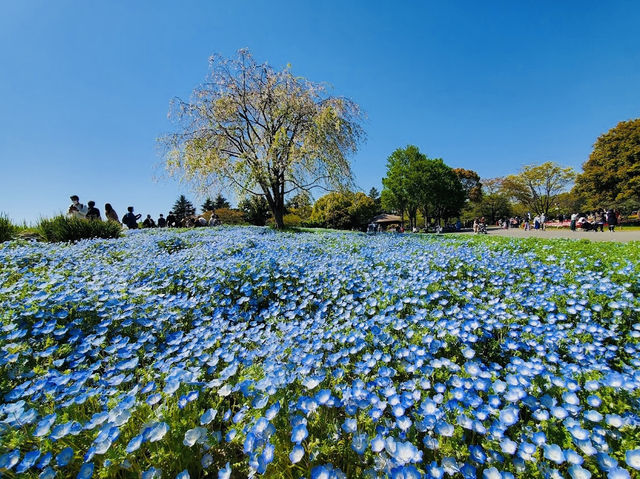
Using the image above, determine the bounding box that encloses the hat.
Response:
[70,195,79,201]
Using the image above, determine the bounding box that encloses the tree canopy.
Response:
[161,49,365,228]
[574,118,640,211]
[453,168,482,202]
[381,146,465,227]
[502,162,575,216]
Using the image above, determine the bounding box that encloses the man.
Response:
[122,206,141,229]
[86,201,101,220]
[142,214,156,228]
[68,195,88,219]
[157,214,167,228]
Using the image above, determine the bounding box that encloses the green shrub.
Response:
[37,215,122,243]
[215,208,246,225]
[0,214,18,242]
[267,213,303,227]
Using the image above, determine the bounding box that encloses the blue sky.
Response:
[1,1,639,224]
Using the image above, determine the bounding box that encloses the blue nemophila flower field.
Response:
[0,228,639,478]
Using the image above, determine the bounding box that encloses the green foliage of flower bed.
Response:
[36,215,122,243]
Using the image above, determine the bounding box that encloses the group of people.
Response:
[570,209,620,232]
[489,209,622,232]
[67,195,221,230]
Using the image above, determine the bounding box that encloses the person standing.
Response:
[596,210,606,232]
[570,212,577,231]
[68,195,88,219]
[122,207,141,229]
[540,213,546,230]
[606,208,617,232]
[86,201,101,220]
[105,203,120,223]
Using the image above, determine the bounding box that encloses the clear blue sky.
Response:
[1,1,639,224]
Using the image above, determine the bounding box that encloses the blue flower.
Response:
[352,433,368,454]
[483,467,502,479]
[342,418,357,433]
[626,449,640,470]
[568,465,591,479]
[544,444,565,465]
[77,462,94,479]
[289,444,305,464]
[291,423,309,444]
[55,447,74,467]
[211,458,226,477]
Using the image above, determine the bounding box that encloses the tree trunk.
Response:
[273,207,285,229]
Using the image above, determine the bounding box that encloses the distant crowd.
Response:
[67,195,221,229]
[492,209,622,232]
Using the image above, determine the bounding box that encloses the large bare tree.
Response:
[161,49,365,228]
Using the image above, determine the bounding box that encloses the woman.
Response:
[105,203,120,223]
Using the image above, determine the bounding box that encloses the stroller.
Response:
[477,222,488,234]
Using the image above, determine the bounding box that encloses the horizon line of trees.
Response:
[160,49,640,229]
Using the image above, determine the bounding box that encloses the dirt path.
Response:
[466,226,640,242]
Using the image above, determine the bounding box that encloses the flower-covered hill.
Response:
[0,228,639,478]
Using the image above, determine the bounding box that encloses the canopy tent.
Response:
[372,214,402,224]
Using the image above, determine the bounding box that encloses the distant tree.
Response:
[368,187,382,214]
[238,196,271,226]
[161,49,364,229]
[286,191,312,220]
[201,197,216,213]
[286,191,311,210]
[554,190,584,216]
[213,194,230,209]
[424,160,466,225]
[474,178,512,223]
[349,192,378,228]
[381,146,422,227]
[574,119,640,209]
[502,162,575,216]
[453,168,482,202]
[382,146,466,227]
[171,195,196,223]
[310,191,376,230]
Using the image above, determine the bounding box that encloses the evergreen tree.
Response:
[368,187,382,214]
[171,195,196,222]
[214,194,230,209]
[201,197,216,213]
